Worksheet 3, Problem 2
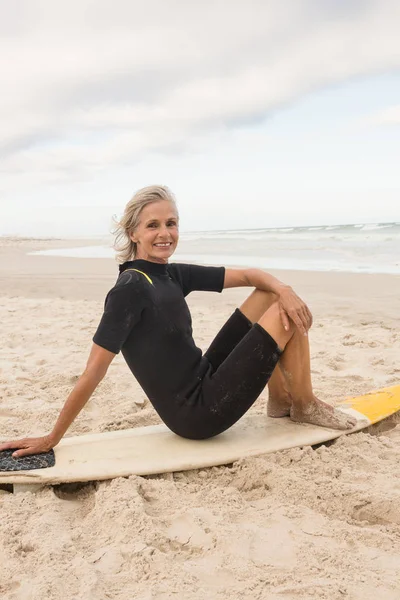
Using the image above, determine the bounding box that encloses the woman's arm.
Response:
[0,343,116,458]
[223,267,313,334]
[223,267,288,294]
[49,343,115,444]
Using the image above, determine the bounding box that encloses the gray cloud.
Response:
[1,0,400,186]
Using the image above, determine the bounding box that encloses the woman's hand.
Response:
[0,434,57,458]
[278,285,313,335]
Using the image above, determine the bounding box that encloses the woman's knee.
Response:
[239,289,278,324]
[257,301,295,350]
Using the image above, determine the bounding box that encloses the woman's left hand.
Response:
[277,285,313,335]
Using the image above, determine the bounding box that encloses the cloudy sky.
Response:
[0,0,399,236]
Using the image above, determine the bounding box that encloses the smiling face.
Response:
[130,200,179,263]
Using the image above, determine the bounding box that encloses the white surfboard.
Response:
[1,385,399,492]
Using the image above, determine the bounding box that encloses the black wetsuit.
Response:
[93,259,281,439]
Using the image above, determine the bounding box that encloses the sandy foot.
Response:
[290,398,357,430]
[268,394,357,430]
[267,394,292,418]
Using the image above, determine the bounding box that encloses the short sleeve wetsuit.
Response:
[93,259,282,439]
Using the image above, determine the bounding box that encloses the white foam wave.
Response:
[361,223,392,231]
[27,221,399,274]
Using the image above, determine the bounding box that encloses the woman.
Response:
[0,186,356,459]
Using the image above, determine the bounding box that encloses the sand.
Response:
[0,237,400,600]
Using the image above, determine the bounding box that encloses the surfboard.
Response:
[1,384,399,493]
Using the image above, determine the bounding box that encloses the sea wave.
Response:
[28,221,400,275]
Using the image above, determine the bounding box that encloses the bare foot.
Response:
[290,397,357,430]
[267,394,292,418]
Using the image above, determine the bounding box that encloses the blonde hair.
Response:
[112,185,178,264]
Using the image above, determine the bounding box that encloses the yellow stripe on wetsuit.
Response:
[124,268,153,285]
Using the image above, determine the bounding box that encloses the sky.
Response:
[0,0,399,237]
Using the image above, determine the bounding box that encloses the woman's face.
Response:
[130,200,179,263]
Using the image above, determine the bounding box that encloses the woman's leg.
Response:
[240,289,356,429]
[239,289,294,417]
[258,303,356,428]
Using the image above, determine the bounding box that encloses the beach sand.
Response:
[1,237,400,600]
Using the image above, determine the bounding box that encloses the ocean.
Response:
[29,222,400,275]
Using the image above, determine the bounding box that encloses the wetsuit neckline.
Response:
[119,259,169,275]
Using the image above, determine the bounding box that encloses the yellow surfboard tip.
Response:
[340,385,400,424]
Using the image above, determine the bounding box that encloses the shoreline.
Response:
[3,233,400,277]
[1,237,399,303]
